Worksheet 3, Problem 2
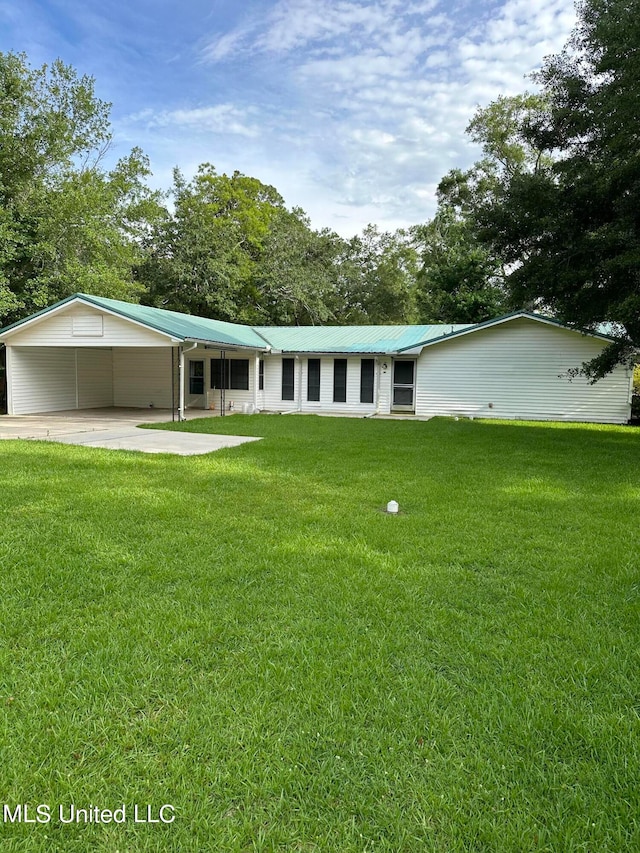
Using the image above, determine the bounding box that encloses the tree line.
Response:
[1,0,637,376]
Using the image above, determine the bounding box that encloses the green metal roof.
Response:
[0,295,472,352]
[0,293,270,350]
[255,324,472,353]
[1,295,619,355]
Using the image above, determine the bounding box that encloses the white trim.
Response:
[409,313,616,353]
[253,354,260,412]
[373,357,380,413]
[0,297,181,344]
[6,345,13,415]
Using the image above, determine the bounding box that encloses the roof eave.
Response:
[195,338,269,351]
[396,311,620,352]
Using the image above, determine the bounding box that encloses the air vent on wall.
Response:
[72,315,104,337]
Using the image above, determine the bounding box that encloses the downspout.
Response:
[2,343,10,415]
[253,352,259,413]
[171,347,175,422]
[297,355,302,412]
[365,355,384,418]
[74,349,79,410]
[178,341,198,421]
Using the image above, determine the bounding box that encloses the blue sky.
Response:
[0,0,576,236]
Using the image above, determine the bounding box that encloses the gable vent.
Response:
[72,314,104,337]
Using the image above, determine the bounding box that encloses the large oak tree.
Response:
[0,52,160,326]
[476,0,640,376]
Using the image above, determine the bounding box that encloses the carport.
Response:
[0,294,269,418]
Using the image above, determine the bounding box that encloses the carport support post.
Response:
[178,341,198,420]
[178,345,185,421]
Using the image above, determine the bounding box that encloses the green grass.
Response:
[0,414,639,852]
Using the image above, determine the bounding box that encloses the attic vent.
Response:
[72,314,104,337]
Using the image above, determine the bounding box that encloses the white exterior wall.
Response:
[113,348,174,409]
[415,318,632,424]
[261,355,385,414]
[6,303,172,348]
[8,347,113,414]
[377,361,392,414]
[77,349,113,408]
[185,349,263,413]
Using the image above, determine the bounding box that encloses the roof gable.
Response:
[0,294,270,350]
[396,311,618,352]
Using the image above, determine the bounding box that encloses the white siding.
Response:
[261,355,382,414]
[9,347,77,414]
[77,349,113,408]
[261,356,291,411]
[8,347,115,413]
[378,361,392,414]
[186,349,262,413]
[113,348,174,409]
[7,303,171,347]
[415,318,632,424]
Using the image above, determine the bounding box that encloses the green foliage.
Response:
[415,208,506,323]
[252,207,341,325]
[0,52,161,325]
[466,93,552,179]
[140,182,420,327]
[139,165,289,322]
[474,0,640,374]
[336,225,420,324]
[414,94,548,325]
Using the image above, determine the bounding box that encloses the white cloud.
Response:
[141,104,261,138]
[182,0,579,235]
[202,29,248,63]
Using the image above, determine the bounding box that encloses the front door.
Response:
[188,360,205,407]
[392,359,415,413]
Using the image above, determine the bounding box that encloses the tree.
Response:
[139,165,287,322]
[414,94,548,325]
[474,0,640,376]
[0,52,159,326]
[415,208,506,323]
[335,225,419,324]
[251,207,341,325]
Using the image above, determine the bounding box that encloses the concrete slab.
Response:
[47,428,261,456]
[0,409,261,456]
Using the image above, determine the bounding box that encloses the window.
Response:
[333,359,347,403]
[189,360,204,395]
[230,359,249,390]
[282,358,295,401]
[259,359,264,391]
[210,358,249,390]
[211,358,224,390]
[360,359,374,404]
[307,359,320,402]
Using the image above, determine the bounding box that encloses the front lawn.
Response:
[0,416,638,851]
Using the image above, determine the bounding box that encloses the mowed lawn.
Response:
[0,415,639,852]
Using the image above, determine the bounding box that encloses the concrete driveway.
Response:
[0,408,261,456]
